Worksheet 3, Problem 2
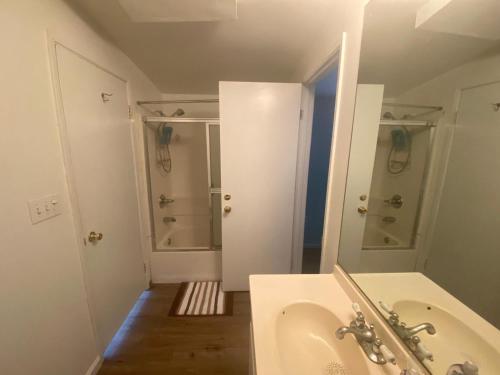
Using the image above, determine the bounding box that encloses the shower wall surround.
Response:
[362,109,433,251]
[146,122,211,250]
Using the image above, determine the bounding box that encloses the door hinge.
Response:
[299,109,304,120]
[128,105,133,119]
[83,237,87,246]
[143,263,147,273]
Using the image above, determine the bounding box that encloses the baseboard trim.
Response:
[85,355,102,375]
[152,273,221,284]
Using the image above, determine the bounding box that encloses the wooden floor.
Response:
[302,247,321,274]
[98,284,251,375]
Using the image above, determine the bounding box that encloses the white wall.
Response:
[394,50,500,327]
[0,1,160,374]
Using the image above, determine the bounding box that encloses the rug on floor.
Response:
[169,281,233,316]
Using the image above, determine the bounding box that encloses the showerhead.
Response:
[170,108,185,117]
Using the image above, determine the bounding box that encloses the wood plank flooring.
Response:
[98,284,251,375]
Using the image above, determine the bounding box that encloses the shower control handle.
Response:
[224,206,232,213]
[358,206,368,215]
[88,231,103,243]
[159,194,174,207]
[384,194,403,209]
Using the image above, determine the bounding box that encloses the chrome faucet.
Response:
[447,361,479,375]
[405,322,436,337]
[163,217,176,223]
[336,303,397,365]
[379,301,436,361]
[158,194,174,207]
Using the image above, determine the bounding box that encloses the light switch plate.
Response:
[28,194,62,224]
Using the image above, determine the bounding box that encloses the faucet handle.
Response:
[352,303,366,322]
[415,341,433,361]
[379,301,393,314]
[379,301,400,324]
[416,341,433,361]
[412,336,433,361]
[379,344,397,365]
[352,302,362,314]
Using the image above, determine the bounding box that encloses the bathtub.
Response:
[156,216,211,251]
[362,227,404,250]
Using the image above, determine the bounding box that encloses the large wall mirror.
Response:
[337,0,500,374]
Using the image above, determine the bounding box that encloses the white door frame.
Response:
[46,35,147,353]
[290,37,342,274]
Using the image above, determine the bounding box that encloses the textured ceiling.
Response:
[66,0,347,94]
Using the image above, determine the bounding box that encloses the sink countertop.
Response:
[351,272,500,350]
[249,274,405,375]
[352,272,500,374]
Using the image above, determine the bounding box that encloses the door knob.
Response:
[357,206,368,214]
[224,206,232,213]
[88,231,103,242]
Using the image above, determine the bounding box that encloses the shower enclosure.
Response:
[362,115,434,250]
[144,116,222,251]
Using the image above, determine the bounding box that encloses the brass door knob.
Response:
[88,231,103,242]
[224,206,232,213]
[357,206,368,214]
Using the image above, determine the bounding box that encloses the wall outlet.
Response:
[28,194,62,224]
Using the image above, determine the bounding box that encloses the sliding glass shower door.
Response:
[144,119,222,251]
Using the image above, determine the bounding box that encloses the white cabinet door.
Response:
[56,46,145,350]
[219,82,302,291]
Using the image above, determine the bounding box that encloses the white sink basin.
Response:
[276,302,370,375]
[393,300,500,375]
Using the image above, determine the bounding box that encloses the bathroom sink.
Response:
[393,300,500,375]
[275,302,369,375]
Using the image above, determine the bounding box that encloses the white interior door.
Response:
[338,85,384,272]
[56,45,145,350]
[219,82,302,291]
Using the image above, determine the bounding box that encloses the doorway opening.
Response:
[302,67,338,273]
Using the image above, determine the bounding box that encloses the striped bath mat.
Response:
[169,281,233,316]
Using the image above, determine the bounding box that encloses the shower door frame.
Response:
[205,122,222,250]
[362,120,437,251]
[142,117,221,253]
[357,119,437,272]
